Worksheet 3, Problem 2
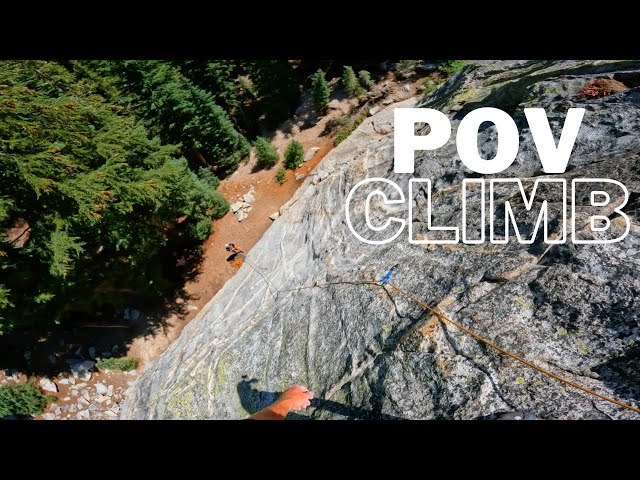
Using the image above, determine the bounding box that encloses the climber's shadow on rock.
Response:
[237,377,403,420]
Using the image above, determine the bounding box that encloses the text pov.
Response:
[345,107,629,245]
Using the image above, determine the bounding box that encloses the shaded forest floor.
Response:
[0,70,429,420]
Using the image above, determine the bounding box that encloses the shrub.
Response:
[275,168,286,184]
[423,78,442,97]
[439,60,465,75]
[253,137,279,169]
[358,70,374,89]
[209,190,230,219]
[0,379,54,417]
[397,60,418,72]
[342,66,364,98]
[334,129,351,146]
[312,69,330,113]
[334,110,369,147]
[96,357,138,371]
[284,140,304,170]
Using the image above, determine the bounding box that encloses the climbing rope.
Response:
[385,282,640,415]
[275,275,640,416]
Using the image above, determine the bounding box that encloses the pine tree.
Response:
[0,61,229,331]
[358,70,374,89]
[284,140,304,169]
[248,60,300,127]
[313,69,330,114]
[342,66,364,97]
[87,61,250,176]
[253,137,279,169]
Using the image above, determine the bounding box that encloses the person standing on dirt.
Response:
[225,243,246,268]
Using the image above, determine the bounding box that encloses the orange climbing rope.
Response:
[278,278,640,415]
[385,282,640,415]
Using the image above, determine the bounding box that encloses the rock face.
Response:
[124,61,640,420]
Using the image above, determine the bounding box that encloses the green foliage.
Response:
[439,60,465,75]
[88,61,250,175]
[173,61,240,117]
[358,70,374,89]
[397,60,418,72]
[0,285,14,334]
[248,60,300,127]
[312,69,330,113]
[237,75,256,98]
[96,357,138,371]
[284,140,304,170]
[422,78,442,97]
[0,60,230,330]
[0,379,53,417]
[334,110,369,146]
[342,66,364,98]
[275,168,287,184]
[253,137,279,169]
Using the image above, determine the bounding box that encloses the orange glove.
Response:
[249,385,315,420]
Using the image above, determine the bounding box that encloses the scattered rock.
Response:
[187,304,198,311]
[78,398,89,407]
[62,397,71,402]
[104,410,118,418]
[230,202,244,213]
[81,391,91,402]
[88,347,96,360]
[242,193,255,203]
[76,410,90,420]
[234,210,247,222]
[39,378,58,393]
[402,84,411,92]
[95,383,108,395]
[295,174,305,181]
[175,297,184,304]
[70,390,78,397]
[59,378,69,385]
[369,105,382,116]
[269,212,280,221]
[96,395,108,404]
[65,359,94,381]
[382,97,394,105]
[68,376,76,385]
[127,370,137,376]
[243,205,252,213]
[42,413,56,420]
[107,385,114,397]
[304,147,320,162]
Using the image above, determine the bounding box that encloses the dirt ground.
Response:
[0,70,429,419]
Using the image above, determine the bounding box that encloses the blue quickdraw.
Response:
[380,270,393,285]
